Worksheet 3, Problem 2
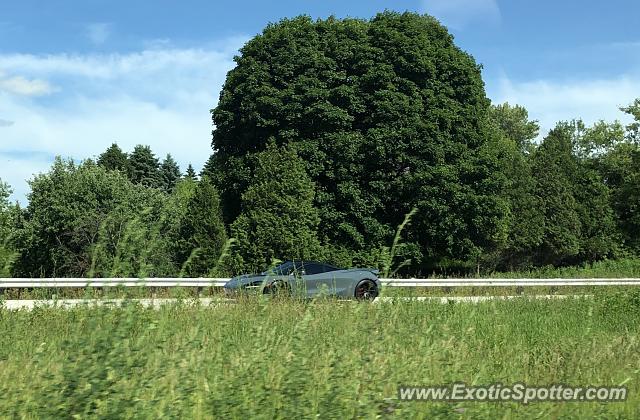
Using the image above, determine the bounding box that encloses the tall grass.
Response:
[1,293,639,418]
[378,207,418,278]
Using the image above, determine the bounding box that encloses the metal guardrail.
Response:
[1,278,640,288]
[380,278,640,287]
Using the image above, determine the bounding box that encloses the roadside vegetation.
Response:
[1,12,640,281]
[2,10,640,419]
[1,294,639,418]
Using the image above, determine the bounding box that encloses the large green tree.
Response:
[97,143,129,173]
[230,143,321,272]
[208,12,509,270]
[129,145,162,188]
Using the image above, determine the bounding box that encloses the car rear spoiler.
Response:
[368,268,380,276]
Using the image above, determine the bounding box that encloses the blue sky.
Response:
[1,0,639,203]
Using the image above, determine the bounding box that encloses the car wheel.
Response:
[354,279,378,300]
[263,280,290,297]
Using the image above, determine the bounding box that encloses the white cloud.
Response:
[0,37,247,203]
[422,0,501,29]
[0,74,56,96]
[86,23,111,45]
[0,119,13,127]
[487,73,640,134]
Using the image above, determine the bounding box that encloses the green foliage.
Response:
[567,119,626,158]
[13,159,173,277]
[159,154,181,193]
[177,178,227,276]
[573,163,619,261]
[620,98,640,144]
[230,143,321,272]
[492,136,544,269]
[128,145,162,188]
[184,164,197,181]
[201,154,215,178]
[531,125,582,265]
[0,180,17,276]
[0,179,11,237]
[210,12,509,271]
[97,143,130,173]
[488,102,540,153]
[599,142,640,253]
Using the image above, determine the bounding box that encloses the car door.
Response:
[300,262,333,297]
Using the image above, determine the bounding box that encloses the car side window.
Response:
[321,264,338,272]
[303,263,325,275]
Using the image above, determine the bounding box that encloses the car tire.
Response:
[263,280,290,297]
[354,279,378,301]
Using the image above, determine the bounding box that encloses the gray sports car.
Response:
[223,261,381,300]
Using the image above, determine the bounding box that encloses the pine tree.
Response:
[201,154,215,179]
[230,143,321,272]
[184,164,197,181]
[178,177,227,276]
[129,145,161,188]
[160,154,181,193]
[97,143,129,173]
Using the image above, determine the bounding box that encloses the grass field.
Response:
[1,290,639,418]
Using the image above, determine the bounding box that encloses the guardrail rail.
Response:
[2,278,640,288]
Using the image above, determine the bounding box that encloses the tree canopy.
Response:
[208,12,508,271]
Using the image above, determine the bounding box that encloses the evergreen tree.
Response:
[573,164,619,261]
[129,145,161,188]
[531,125,581,265]
[160,154,181,193]
[184,164,197,180]
[230,143,321,272]
[201,154,215,179]
[177,177,227,276]
[488,103,544,268]
[495,138,545,268]
[97,143,129,173]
